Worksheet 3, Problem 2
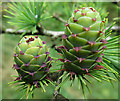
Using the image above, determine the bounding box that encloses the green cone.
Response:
[13,35,53,86]
[58,7,107,75]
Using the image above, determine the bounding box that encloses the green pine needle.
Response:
[39,81,46,92]
[4,1,50,34]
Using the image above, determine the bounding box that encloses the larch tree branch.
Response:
[53,13,67,24]
[2,25,120,37]
[2,28,64,37]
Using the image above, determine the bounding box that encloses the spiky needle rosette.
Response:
[10,35,53,98]
[4,1,52,36]
[56,7,118,95]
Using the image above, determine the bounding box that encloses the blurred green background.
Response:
[1,2,119,100]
